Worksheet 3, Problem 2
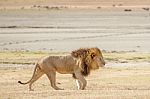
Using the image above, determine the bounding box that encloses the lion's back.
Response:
[38,55,77,74]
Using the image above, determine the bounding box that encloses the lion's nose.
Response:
[102,61,105,67]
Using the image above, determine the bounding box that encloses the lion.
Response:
[18,47,105,90]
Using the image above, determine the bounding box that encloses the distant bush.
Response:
[97,6,101,9]
[124,9,132,12]
[31,5,68,10]
[142,7,149,11]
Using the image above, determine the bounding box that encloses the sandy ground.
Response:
[0,63,150,99]
[0,1,150,98]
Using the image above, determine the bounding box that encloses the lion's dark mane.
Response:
[71,48,92,78]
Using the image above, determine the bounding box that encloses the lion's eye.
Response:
[91,54,96,59]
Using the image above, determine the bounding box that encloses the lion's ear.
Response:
[87,49,91,55]
[71,51,78,58]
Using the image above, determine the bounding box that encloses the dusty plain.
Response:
[0,51,150,99]
[0,0,150,98]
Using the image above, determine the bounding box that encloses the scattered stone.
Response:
[21,7,24,10]
[97,6,101,9]
[136,46,140,48]
[142,7,149,11]
[57,82,61,84]
[118,4,123,6]
[120,61,128,63]
[124,9,132,11]
[112,4,116,7]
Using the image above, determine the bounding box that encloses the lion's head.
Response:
[71,47,105,76]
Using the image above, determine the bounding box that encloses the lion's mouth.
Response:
[98,62,105,68]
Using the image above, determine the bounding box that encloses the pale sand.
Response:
[1,63,150,99]
[0,1,150,98]
[0,51,150,98]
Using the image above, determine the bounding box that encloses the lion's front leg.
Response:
[76,79,82,90]
[75,72,87,90]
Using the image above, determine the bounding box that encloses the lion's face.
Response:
[71,47,105,76]
[89,48,105,69]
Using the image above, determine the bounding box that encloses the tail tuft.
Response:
[18,81,23,84]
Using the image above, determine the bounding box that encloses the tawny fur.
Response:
[18,47,105,90]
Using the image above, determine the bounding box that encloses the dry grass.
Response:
[104,52,150,62]
[0,51,68,64]
[0,51,150,64]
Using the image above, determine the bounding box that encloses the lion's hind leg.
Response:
[46,71,64,90]
[28,67,44,91]
[18,64,44,91]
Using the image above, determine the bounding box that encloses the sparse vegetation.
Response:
[124,9,132,11]
[97,6,101,9]
[0,51,68,64]
[104,52,150,62]
[31,5,68,10]
[142,7,149,11]
[0,51,150,65]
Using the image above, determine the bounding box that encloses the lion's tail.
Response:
[18,63,39,85]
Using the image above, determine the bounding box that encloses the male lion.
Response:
[18,47,105,90]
